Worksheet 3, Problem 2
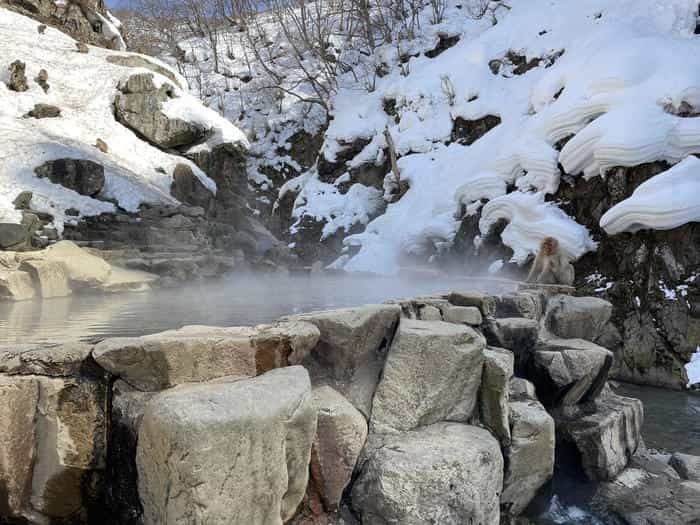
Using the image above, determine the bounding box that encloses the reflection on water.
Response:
[615,382,700,455]
[0,272,509,345]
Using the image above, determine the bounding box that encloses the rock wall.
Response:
[3,286,696,524]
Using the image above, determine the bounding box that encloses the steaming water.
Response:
[0,272,514,345]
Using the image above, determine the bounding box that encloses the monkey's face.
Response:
[542,240,555,256]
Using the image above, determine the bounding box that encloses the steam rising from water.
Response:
[0,271,517,345]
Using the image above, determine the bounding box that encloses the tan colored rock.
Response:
[442,304,483,325]
[480,347,514,445]
[100,265,159,293]
[352,423,502,525]
[290,304,401,417]
[0,341,92,376]
[0,268,36,301]
[93,321,320,391]
[370,319,485,434]
[20,259,71,298]
[43,240,112,287]
[502,398,555,516]
[310,386,367,511]
[0,375,39,517]
[448,291,496,317]
[137,366,317,525]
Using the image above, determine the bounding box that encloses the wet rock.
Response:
[591,466,700,524]
[531,338,612,407]
[371,319,485,433]
[34,158,105,196]
[137,366,316,525]
[289,304,401,418]
[482,317,540,374]
[114,73,205,149]
[20,259,72,298]
[442,304,483,325]
[502,397,555,517]
[0,223,29,250]
[0,268,36,300]
[352,422,502,525]
[0,372,107,522]
[480,346,514,445]
[310,386,367,511]
[555,392,642,481]
[7,60,28,91]
[171,163,214,209]
[25,103,61,118]
[670,453,700,481]
[93,321,319,391]
[0,341,92,376]
[544,295,612,341]
[448,290,497,317]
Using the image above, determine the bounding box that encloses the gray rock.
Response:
[670,453,700,481]
[352,422,502,525]
[442,304,483,325]
[106,54,184,88]
[448,290,497,317]
[370,319,485,433]
[310,386,367,511]
[556,393,643,481]
[93,321,319,391]
[7,60,28,91]
[502,398,555,517]
[545,295,613,341]
[34,158,105,196]
[26,103,61,118]
[0,223,29,250]
[480,346,514,445]
[12,191,33,210]
[114,73,205,149]
[137,366,317,525]
[483,317,539,374]
[495,290,546,320]
[509,377,537,401]
[171,163,213,209]
[290,304,401,418]
[0,341,92,376]
[532,338,612,407]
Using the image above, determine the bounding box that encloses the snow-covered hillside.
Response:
[174,0,700,275]
[0,7,246,230]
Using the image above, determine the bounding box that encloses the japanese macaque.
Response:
[526,237,575,286]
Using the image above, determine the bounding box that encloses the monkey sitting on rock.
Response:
[525,237,574,286]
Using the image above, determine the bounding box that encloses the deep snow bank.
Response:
[0,7,246,230]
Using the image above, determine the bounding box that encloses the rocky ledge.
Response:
[1,288,698,524]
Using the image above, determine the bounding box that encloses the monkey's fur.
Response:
[526,237,574,286]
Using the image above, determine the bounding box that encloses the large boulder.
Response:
[495,290,546,320]
[0,268,36,300]
[114,73,205,149]
[482,317,539,374]
[290,304,401,417]
[0,341,92,376]
[34,158,105,197]
[670,453,700,481]
[370,319,485,434]
[27,240,112,288]
[447,291,496,318]
[352,422,502,525]
[502,395,555,517]
[531,338,612,407]
[0,223,29,250]
[479,346,514,445]
[544,295,613,341]
[555,392,643,481]
[0,371,107,522]
[171,163,214,209]
[309,386,367,511]
[137,366,317,525]
[93,321,319,391]
[19,259,72,298]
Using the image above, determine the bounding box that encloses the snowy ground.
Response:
[0,7,245,230]
[686,347,700,387]
[171,0,700,275]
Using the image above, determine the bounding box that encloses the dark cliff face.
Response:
[0,0,120,49]
[551,162,700,389]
